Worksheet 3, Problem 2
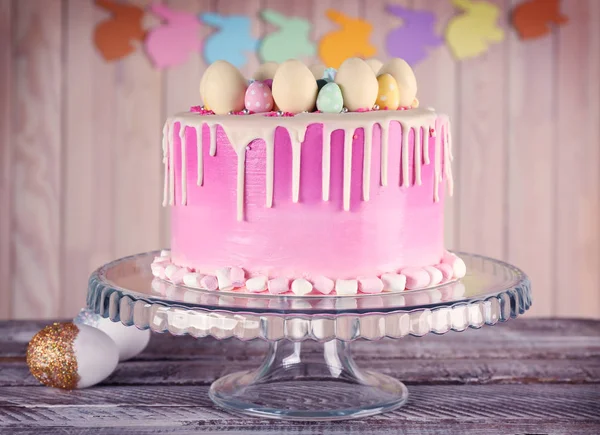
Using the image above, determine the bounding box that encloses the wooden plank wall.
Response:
[0,0,598,319]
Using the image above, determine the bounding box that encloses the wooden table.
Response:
[1,319,599,434]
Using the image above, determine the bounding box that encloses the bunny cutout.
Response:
[200,13,258,68]
[512,0,568,40]
[318,9,377,69]
[259,9,315,63]
[386,5,443,65]
[445,0,504,60]
[144,5,202,69]
[94,0,145,61]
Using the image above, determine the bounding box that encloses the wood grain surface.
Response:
[1,0,600,320]
[0,318,599,434]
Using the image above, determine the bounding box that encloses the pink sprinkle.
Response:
[190,106,215,115]
[231,110,253,115]
[263,111,295,117]
[429,127,436,137]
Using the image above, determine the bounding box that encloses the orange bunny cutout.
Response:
[512,0,568,40]
[94,0,146,61]
[318,9,376,69]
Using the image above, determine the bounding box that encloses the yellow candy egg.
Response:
[272,59,318,113]
[365,58,383,75]
[253,62,279,81]
[334,57,378,112]
[375,74,400,110]
[378,58,417,108]
[200,60,247,115]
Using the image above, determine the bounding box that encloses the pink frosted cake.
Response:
[152,57,465,296]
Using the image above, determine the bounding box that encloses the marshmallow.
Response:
[200,275,218,291]
[401,267,431,290]
[246,276,268,293]
[381,273,406,292]
[230,267,246,287]
[160,249,171,257]
[151,264,166,279]
[170,267,190,285]
[443,252,467,279]
[423,266,443,286]
[216,267,233,291]
[358,277,384,294]
[291,278,313,296]
[435,263,454,282]
[164,264,179,280]
[335,279,358,295]
[183,272,203,288]
[313,275,335,294]
[153,256,170,264]
[268,277,289,294]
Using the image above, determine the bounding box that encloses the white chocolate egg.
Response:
[365,58,383,74]
[253,62,279,81]
[200,60,247,115]
[272,59,318,113]
[375,73,400,110]
[75,309,151,362]
[245,81,274,113]
[27,322,118,389]
[378,58,418,108]
[334,57,378,112]
[309,63,326,80]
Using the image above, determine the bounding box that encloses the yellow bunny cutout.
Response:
[445,0,504,60]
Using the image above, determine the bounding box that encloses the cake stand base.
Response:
[209,339,408,420]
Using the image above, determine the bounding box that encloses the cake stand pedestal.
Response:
[87,252,531,421]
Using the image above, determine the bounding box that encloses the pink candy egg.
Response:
[245,81,274,113]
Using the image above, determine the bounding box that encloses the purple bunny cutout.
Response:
[385,5,443,65]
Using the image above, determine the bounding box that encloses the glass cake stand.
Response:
[87,251,531,421]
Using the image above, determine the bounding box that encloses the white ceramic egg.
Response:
[309,63,326,80]
[200,60,247,115]
[272,59,318,113]
[334,57,378,112]
[253,62,279,81]
[377,58,418,108]
[75,309,151,362]
[365,58,383,74]
[27,322,119,389]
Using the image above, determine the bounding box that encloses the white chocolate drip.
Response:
[343,130,354,211]
[195,125,203,186]
[179,126,187,205]
[162,109,452,217]
[362,124,372,201]
[265,130,275,207]
[322,126,331,201]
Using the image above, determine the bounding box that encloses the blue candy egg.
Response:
[316,82,343,113]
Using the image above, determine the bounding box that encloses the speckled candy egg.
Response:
[200,60,247,115]
[375,73,400,110]
[245,81,274,113]
[378,58,417,108]
[365,58,383,74]
[272,59,318,113]
[317,82,343,113]
[253,62,278,81]
[334,57,378,112]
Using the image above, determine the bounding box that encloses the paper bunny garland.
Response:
[92,1,568,67]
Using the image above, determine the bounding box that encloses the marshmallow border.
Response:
[151,250,465,296]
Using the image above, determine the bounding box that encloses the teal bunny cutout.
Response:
[201,13,258,68]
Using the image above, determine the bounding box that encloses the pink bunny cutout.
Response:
[144,4,202,69]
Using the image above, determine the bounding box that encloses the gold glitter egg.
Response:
[375,74,401,110]
[27,322,119,389]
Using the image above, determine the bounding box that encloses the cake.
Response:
[151,57,466,296]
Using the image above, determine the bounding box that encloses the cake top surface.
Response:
[197,57,420,116]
